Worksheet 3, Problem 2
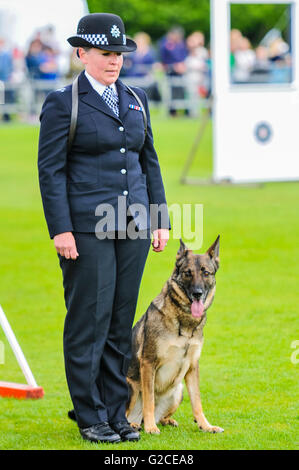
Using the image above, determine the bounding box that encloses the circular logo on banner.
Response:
[254,122,273,144]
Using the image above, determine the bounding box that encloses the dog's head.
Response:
[172,236,220,319]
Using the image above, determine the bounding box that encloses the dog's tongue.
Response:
[191,300,205,318]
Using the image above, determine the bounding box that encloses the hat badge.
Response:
[111,25,121,38]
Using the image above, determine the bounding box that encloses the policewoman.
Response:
[38,13,170,444]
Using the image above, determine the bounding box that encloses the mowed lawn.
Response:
[0,114,298,450]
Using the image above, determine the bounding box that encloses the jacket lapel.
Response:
[78,71,121,121]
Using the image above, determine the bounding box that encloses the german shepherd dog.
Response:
[125,236,224,434]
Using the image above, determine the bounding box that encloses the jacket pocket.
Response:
[67,181,99,193]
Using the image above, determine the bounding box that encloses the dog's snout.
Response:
[192,288,203,300]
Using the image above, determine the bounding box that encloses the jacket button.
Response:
[120,148,126,153]
[123,190,128,196]
[120,169,127,174]
[119,126,124,132]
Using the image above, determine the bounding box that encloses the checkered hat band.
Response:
[76,33,127,46]
[77,34,109,45]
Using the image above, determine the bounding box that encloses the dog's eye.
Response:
[203,270,210,277]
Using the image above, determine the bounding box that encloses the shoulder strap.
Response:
[67,74,79,153]
[67,77,148,152]
[126,85,148,137]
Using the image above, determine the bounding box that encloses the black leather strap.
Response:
[126,85,148,137]
[67,74,79,153]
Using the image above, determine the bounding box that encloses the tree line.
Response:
[87,0,290,46]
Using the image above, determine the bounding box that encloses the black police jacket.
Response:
[38,71,170,238]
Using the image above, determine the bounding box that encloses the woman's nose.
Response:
[109,53,119,62]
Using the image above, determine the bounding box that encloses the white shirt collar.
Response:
[84,70,118,96]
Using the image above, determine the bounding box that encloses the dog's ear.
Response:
[207,235,220,270]
[175,239,192,274]
[174,239,186,274]
[176,238,188,260]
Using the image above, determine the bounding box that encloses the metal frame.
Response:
[0,304,38,388]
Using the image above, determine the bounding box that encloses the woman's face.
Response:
[79,48,123,86]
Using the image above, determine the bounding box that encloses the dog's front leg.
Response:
[140,359,160,434]
[185,364,224,433]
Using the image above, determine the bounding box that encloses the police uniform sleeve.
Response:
[138,89,171,230]
[38,90,74,239]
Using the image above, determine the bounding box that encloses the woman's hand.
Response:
[152,229,169,252]
[54,232,79,259]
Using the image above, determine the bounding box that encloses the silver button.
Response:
[120,169,127,174]
[119,126,124,132]
[120,148,126,153]
[123,190,128,196]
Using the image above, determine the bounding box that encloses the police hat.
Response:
[67,13,137,53]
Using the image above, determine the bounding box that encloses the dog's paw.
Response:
[160,418,179,427]
[144,424,161,434]
[130,422,142,431]
[200,425,224,433]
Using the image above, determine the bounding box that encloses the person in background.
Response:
[232,36,255,83]
[230,29,243,77]
[250,45,271,82]
[124,32,156,77]
[268,37,292,83]
[159,26,188,115]
[40,25,60,56]
[159,26,187,73]
[0,37,14,122]
[25,39,60,119]
[25,39,44,79]
[185,31,209,101]
[39,46,59,81]
[124,32,161,102]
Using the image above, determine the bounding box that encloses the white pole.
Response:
[0,304,38,388]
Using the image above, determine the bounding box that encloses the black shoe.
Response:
[79,422,121,444]
[110,421,140,442]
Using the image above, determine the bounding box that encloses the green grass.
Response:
[0,115,298,450]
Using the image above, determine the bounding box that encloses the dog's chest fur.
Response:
[154,326,204,394]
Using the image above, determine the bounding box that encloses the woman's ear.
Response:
[77,47,88,64]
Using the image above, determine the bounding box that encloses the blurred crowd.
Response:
[0,24,211,121]
[0,23,293,122]
[231,28,292,84]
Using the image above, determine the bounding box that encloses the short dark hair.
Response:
[76,46,92,58]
